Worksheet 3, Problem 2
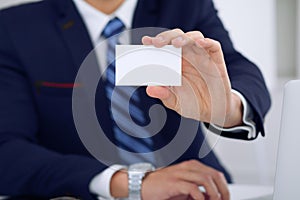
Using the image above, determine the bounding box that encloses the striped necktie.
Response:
[102,17,155,165]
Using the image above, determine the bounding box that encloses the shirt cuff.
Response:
[89,164,127,199]
[205,89,257,139]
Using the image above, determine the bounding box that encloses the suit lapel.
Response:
[51,0,122,159]
[54,0,94,71]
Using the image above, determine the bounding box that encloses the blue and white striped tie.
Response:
[102,18,155,165]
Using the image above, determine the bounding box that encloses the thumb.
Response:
[146,86,178,110]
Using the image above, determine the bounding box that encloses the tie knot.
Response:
[102,17,125,38]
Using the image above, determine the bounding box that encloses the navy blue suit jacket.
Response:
[0,0,271,199]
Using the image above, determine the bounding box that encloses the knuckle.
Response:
[188,159,199,166]
[214,171,225,180]
[202,174,213,183]
[187,30,203,36]
[173,28,184,33]
[195,31,204,38]
[179,160,200,170]
[180,161,189,169]
[215,41,221,47]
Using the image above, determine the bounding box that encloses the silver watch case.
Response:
[128,163,155,200]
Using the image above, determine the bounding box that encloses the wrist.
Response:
[110,170,128,198]
[223,92,243,128]
[141,171,155,200]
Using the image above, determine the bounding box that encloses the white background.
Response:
[0,0,298,186]
[212,0,296,186]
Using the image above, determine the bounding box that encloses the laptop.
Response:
[271,80,300,200]
[228,80,300,200]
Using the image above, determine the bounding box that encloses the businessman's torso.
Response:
[0,0,231,179]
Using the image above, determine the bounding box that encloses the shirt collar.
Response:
[73,0,138,44]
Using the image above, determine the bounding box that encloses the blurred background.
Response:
[0,0,297,186]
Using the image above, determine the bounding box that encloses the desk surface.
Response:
[229,184,273,200]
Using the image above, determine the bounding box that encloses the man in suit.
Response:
[0,0,271,199]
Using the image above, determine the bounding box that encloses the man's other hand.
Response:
[110,160,230,200]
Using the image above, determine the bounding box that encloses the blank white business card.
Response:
[115,45,182,86]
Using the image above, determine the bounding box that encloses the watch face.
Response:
[130,163,154,172]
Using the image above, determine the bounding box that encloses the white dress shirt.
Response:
[73,0,256,198]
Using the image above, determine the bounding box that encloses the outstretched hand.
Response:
[142,29,243,128]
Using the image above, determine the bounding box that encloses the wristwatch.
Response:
[128,163,155,200]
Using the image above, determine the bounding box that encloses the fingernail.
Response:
[196,39,205,47]
[198,38,205,43]
[173,36,186,45]
[174,36,184,42]
[156,36,165,42]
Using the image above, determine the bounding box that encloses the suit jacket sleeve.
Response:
[197,0,271,140]
[0,13,105,200]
